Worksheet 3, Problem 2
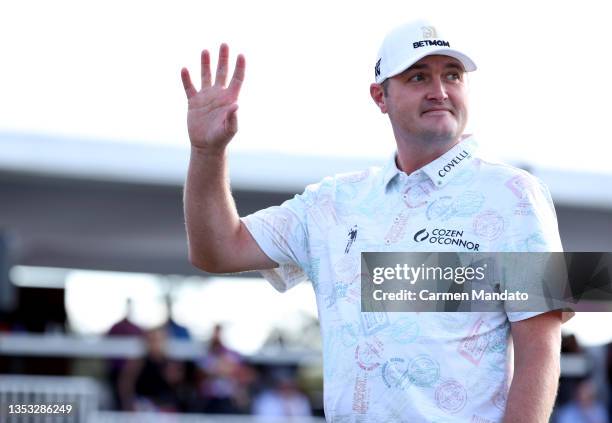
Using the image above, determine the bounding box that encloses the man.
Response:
[182,20,570,422]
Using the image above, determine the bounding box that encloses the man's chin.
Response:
[420,128,458,145]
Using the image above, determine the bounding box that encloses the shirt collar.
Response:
[382,135,478,190]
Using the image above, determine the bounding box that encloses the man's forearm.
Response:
[183,146,241,271]
[502,350,560,423]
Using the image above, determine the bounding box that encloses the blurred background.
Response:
[1,0,612,422]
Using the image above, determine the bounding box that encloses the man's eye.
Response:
[447,72,462,81]
[409,74,425,82]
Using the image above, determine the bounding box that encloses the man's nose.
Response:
[426,77,449,102]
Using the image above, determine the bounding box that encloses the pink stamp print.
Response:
[384,211,410,245]
[458,318,490,365]
[435,379,468,414]
[403,182,433,208]
[505,175,536,199]
[355,338,384,371]
[473,210,505,241]
[352,373,369,414]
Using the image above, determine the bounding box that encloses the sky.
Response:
[1,0,611,173]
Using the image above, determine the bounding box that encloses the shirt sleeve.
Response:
[241,184,318,293]
[503,174,574,323]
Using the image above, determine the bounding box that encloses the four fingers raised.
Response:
[181,43,245,98]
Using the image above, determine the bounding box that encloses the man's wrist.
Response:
[190,144,227,159]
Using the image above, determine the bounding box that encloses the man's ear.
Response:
[370,83,388,114]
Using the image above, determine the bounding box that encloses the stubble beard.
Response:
[419,128,456,145]
[408,123,460,152]
[416,111,467,149]
[390,109,466,154]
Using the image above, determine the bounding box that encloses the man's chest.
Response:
[318,189,503,258]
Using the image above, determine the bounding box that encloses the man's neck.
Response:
[395,136,462,175]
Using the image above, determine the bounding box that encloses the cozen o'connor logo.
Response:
[414,229,429,242]
[421,26,438,39]
[413,228,480,251]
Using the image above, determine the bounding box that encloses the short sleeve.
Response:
[241,185,317,293]
[507,310,574,323]
[503,175,574,323]
[502,175,563,252]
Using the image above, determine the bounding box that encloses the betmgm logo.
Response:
[413,228,480,251]
[414,26,450,50]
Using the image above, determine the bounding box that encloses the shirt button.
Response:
[385,239,391,245]
[436,180,443,186]
[394,216,400,223]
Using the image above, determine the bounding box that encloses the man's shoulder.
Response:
[474,155,548,189]
[470,155,556,214]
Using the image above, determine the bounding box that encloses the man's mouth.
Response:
[422,108,453,116]
[422,107,453,115]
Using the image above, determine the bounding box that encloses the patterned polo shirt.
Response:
[242,136,569,422]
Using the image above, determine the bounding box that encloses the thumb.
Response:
[225,104,239,135]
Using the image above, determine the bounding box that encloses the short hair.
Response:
[381,79,390,97]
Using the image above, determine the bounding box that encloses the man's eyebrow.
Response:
[405,64,428,72]
[444,63,464,71]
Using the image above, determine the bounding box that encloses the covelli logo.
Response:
[414,229,429,242]
[375,58,381,78]
[437,150,470,178]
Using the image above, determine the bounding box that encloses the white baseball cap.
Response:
[374,20,477,84]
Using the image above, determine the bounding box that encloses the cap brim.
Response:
[382,48,477,83]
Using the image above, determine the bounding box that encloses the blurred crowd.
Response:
[105,300,315,417]
[552,334,611,423]
[6,301,612,421]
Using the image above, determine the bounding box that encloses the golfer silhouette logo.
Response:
[345,225,358,254]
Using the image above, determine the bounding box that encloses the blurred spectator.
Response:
[107,298,142,337]
[557,334,587,407]
[197,324,254,414]
[106,298,143,409]
[118,326,187,412]
[164,295,191,340]
[562,334,582,354]
[253,370,312,418]
[606,341,612,420]
[556,379,608,423]
[0,311,14,333]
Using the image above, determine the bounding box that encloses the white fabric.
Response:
[374,20,477,84]
[243,136,570,422]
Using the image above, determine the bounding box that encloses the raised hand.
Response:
[181,44,245,153]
